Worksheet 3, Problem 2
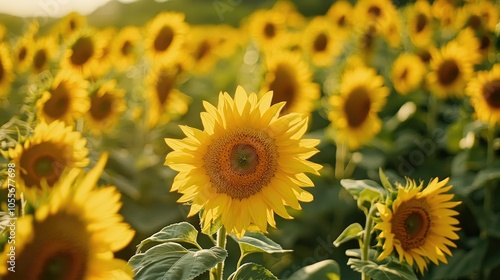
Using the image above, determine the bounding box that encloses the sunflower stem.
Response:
[483,123,496,239]
[427,94,438,137]
[361,205,376,280]
[211,226,227,280]
[335,140,347,179]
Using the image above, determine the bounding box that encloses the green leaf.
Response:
[347,258,418,280]
[287,260,341,280]
[333,223,363,247]
[379,168,394,191]
[129,242,227,280]
[461,168,500,195]
[231,231,292,258]
[340,179,386,200]
[229,262,278,280]
[136,222,199,253]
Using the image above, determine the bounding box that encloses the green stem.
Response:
[482,123,496,239]
[211,227,227,280]
[361,206,376,280]
[335,140,347,179]
[427,94,438,137]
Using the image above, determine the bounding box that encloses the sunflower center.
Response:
[415,13,427,33]
[313,33,328,52]
[418,50,431,63]
[43,82,71,120]
[18,46,27,61]
[70,37,94,66]
[337,15,346,27]
[69,19,76,31]
[121,40,132,56]
[479,35,490,51]
[437,59,460,86]
[368,6,382,18]
[467,15,482,30]
[154,26,174,52]
[195,40,211,61]
[203,128,278,200]
[20,142,66,187]
[392,198,431,250]
[269,63,297,112]
[344,86,371,128]
[156,70,176,105]
[34,155,55,177]
[0,57,4,81]
[33,49,47,71]
[90,92,114,121]
[399,68,409,81]
[263,23,276,39]
[482,79,500,109]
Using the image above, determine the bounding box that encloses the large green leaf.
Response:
[232,231,292,257]
[333,223,363,247]
[340,179,386,200]
[136,222,200,253]
[287,260,341,280]
[347,258,418,280]
[229,262,278,280]
[130,242,227,280]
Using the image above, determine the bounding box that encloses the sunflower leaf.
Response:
[340,179,386,200]
[229,262,278,280]
[347,258,418,280]
[333,223,363,247]
[287,260,341,280]
[379,168,394,191]
[231,231,292,259]
[136,222,199,253]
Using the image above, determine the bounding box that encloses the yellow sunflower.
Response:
[466,64,500,125]
[353,0,398,34]
[0,43,13,99]
[458,1,499,32]
[391,53,426,95]
[58,11,88,39]
[375,178,461,274]
[145,12,188,66]
[328,66,389,150]
[184,26,221,75]
[261,51,320,115]
[60,29,104,78]
[85,80,126,135]
[90,27,116,78]
[111,26,142,72]
[146,64,190,128]
[432,0,458,32]
[13,34,35,73]
[426,41,474,99]
[247,9,287,52]
[0,154,135,279]
[31,36,58,74]
[326,0,354,37]
[454,28,482,65]
[408,0,434,49]
[271,0,305,29]
[302,16,345,68]
[164,86,322,237]
[4,121,89,203]
[36,69,90,125]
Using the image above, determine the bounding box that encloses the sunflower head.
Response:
[85,80,126,134]
[302,16,345,67]
[391,53,426,95]
[408,0,433,49]
[467,64,500,125]
[58,11,87,39]
[0,43,13,99]
[164,86,322,237]
[61,29,104,78]
[112,26,142,72]
[247,9,288,52]
[375,177,461,274]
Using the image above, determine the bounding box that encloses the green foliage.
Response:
[228,263,278,280]
[232,231,292,258]
[333,223,363,247]
[287,260,341,280]
[136,222,200,253]
[347,258,418,280]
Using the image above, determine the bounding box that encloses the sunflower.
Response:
[466,64,500,125]
[164,86,322,237]
[0,43,13,99]
[391,53,426,95]
[432,0,458,32]
[90,28,116,78]
[302,16,345,68]
[146,64,190,128]
[13,34,35,73]
[261,51,320,115]
[4,121,89,203]
[58,11,87,39]
[454,28,482,65]
[328,66,389,150]
[184,26,221,75]
[426,41,474,99]
[85,80,126,135]
[145,12,188,66]
[61,29,104,78]
[271,1,305,29]
[375,178,461,274]
[408,0,434,49]
[0,154,135,279]
[31,36,58,74]
[354,0,398,34]
[111,26,142,72]
[36,70,90,124]
[247,9,287,52]
[326,0,354,37]
[458,1,499,32]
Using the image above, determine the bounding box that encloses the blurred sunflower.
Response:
[458,1,499,32]
[454,28,482,65]
[328,66,389,150]
[210,25,242,59]
[85,80,126,135]
[375,178,461,274]
[0,43,13,99]
[408,0,434,49]
[0,154,135,279]
[354,0,398,33]
[391,53,426,95]
[271,0,305,29]
[466,64,500,125]
[91,28,116,78]
[326,0,354,37]
[58,11,87,39]
[61,29,104,78]
[185,26,220,75]
[262,51,319,115]
[111,26,142,72]
[4,121,89,202]
[164,86,322,237]
[36,70,90,124]
[302,16,344,67]
[31,36,58,74]
[13,35,35,73]
[432,0,458,32]
[426,42,474,98]
[145,12,188,66]
[247,9,287,52]
[146,64,190,128]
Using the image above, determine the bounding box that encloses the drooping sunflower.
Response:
[164,86,322,237]
[408,0,434,49]
[391,53,426,95]
[326,0,354,37]
[60,29,104,78]
[4,121,89,203]
[328,66,389,150]
[426,41,473,99]
[31,36,58,74]
[145,12,188,66]
[375,178,461,274]
[0,43,13,99]
[36,69,90,125]
[58,11,87,39]
[302,16,345,68]
[466,64,500,125]
[0,154,135,279]
[111,26,142,72]
[85,80,126,135]
[261,51,320,115]
[247,9,287,52]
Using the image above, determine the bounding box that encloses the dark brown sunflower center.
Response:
[437,59,460,86]
[203,128,278,200]
[344,86,371,128]
[90,92,114,121]
[391,198,431,250]
[18,46,27,61]
[418,50,431,63]
[156,70,176,105]
[195,40,211,61]
[368,6,382,18]
[482,79,500,109]
[399,68,409,81]
[154,26,174,52]
[313,33,328,52]
[269,63,298,113]
[121,40,132,56]
[337,15,346,27]
[43,81,71,120]
[0,57,4,81]
[70,37,94,66]
[479,34,490,51]
[467,15,482,30]
[263,23,276,39]
[69,19,76,31]
[19,142,66,187]
[33,49,47,71]
[415,13,427,33]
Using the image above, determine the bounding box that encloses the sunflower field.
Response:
[0,0,500,279]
